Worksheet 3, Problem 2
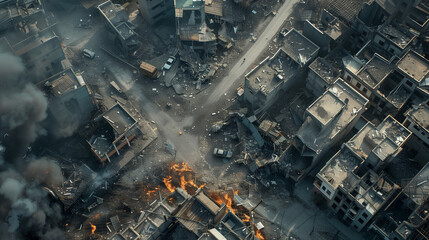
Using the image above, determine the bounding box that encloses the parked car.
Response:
[163,56,176,70]
[83,49,95,59]
[213,148,232,158]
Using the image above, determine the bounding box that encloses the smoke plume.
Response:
[0,52,64,240]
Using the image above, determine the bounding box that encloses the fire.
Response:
[145,186,160,197]
[163,176,175,192]
[171,162,193,172]
[90,223,96,236]
[242,213,250,222]
[255,230,265,240]
[163,162,205,193]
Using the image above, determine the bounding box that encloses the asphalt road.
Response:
[205,0,300,106]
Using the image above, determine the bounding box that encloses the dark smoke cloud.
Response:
[0,53,48,160]
[0,52,64,240]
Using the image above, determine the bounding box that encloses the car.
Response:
[83,48,95,59]
[163,56,176,70]
[213,148,232,158]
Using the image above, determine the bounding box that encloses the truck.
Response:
[140,61,159,79]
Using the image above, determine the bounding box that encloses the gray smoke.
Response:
[0,52,64,239]
[0,53,48,160]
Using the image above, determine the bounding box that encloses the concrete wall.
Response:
[138,0,173,25]
[306,70,328,97]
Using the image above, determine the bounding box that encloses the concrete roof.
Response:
[102,104,136,135]
[397,50,429,83]
[346,116,411,160]
[245,48,298,96]
[318,148,362,190]
[405,102,429,131]
[356,53,393,89]
[282,28,319,66]
[379,24,415,49]
[309,57,337,85]
[297,79,369,152]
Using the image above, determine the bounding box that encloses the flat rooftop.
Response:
[397,50,429,83]
[246,48,299,96]
[326,0,367,22]
[406,103,429,131]
[42,68,83,97]
[346,116,411,160]
[282,28,319,66]
[318,148,362,190]
[102,104,136,135]
[307,91,345,127]
[98,0,128,25]
[379,24,414,49]
[356,54,393,89]
[309,57,337,85]
[13,31,58,56]
[297,79,369,152]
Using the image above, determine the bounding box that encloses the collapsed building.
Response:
[0,0,46,33]
[88,103,142,165]
[109,188,252,240]
[174,0,216,55]
[279,78,369,182]
[243,29,319,113]
[98,0,141,56]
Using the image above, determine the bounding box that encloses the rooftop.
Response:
[204,0,222,17]
[397,50,429,83]
[102,104,136,136]
[403,163,429,206]
[12,30,59,56]
[324,18,349,41]
[42,68,84,97]
[297,79,369,152]
[405,102,429,131]
[98,0,128,25]
[282,28,319,66]
[379,24,415,49]
[245,48,299,96]
[309,57,337,85]
[318,148,362,190]
[346,116,411,160]
[356,54,393,89]
[325,0,367,23]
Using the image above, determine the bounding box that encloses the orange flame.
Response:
[90,223,96,236]
[163,162,205,193]
[145,186,160,197]
[242,213,250,222]
[255,229,265,240]
[163,176,175,192]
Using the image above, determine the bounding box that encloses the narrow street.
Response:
[205,0,300,106]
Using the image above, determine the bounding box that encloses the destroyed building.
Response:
[88,104,142,164]
[51,163,96,211]
[369,163,429,240]
[174,0,216,55]
[314,115,411,231]
[109,188,251,240]
[37,68,95,138]
[281,78,368,182]
[0,0,46,33]
[403,101,429,161]
[98,0,141,55]
[243,29,319,112]
[306,47,349,97]
[204,0,244,25]
[303,9,350,54]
